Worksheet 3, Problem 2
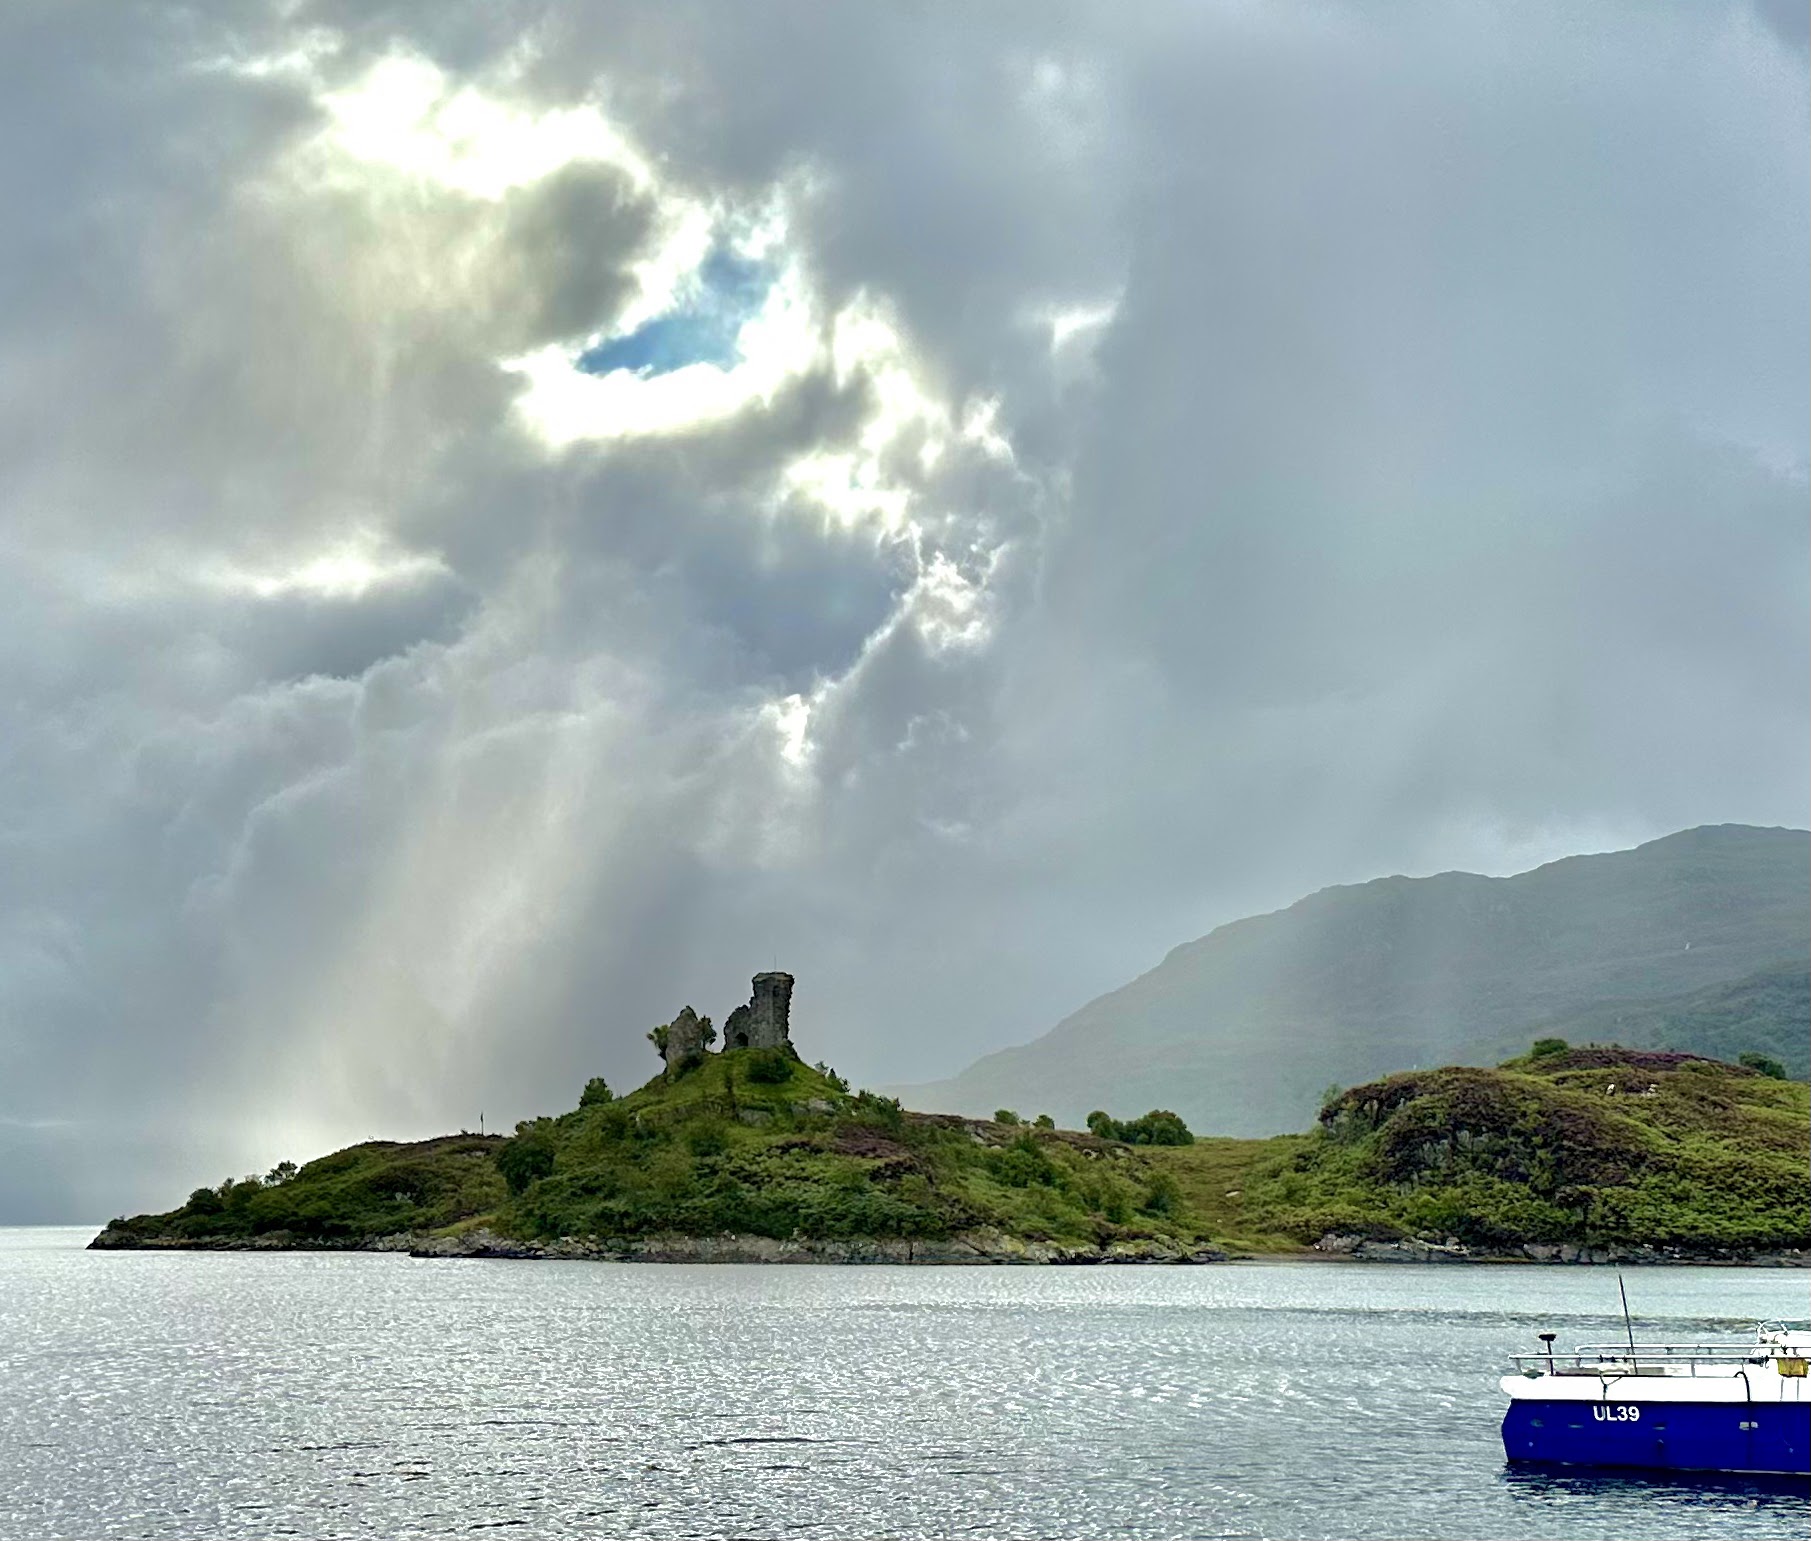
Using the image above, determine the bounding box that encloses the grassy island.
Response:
[91,1044,1808,1264]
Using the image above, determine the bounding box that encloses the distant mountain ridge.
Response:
[896,825,1810,1136]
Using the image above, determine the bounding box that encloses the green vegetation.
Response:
[491,1057,1214,1247]
[744,1049,792,1085]
[96,1042,1807,1261]
[1085,1109,1195,1145]
[101,1053,1224,1254]
[1242,1046,1810,1254]
[100,1134,509,1245]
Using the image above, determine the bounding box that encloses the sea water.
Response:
[0,1226,1804,1539]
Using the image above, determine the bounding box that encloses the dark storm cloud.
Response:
[0,0,1802,1220]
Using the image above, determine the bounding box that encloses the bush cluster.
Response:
[1085,1109,1195,1146]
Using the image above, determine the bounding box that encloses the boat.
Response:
[1501,1319,1810,1475]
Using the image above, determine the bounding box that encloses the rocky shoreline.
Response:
[1309,1232,1811,1267]
[87,1224,1807,1266]
[88,1225,1228,1264]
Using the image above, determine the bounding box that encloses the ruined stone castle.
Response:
[653,971,795,1073]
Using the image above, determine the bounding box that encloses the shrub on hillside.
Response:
[848,1091,904,1133]
[988,1135,1057,1188]
[1086,1109,1195,1146]
[496,1130,556,1195]
[686,1122,729,1157]
[745,1049,792,1084]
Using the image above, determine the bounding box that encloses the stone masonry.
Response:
[658,971,795,1067]
[724,971,794,1051]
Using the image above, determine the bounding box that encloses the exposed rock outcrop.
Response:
[656,1005,712,1073]
[1308,1231,1811,1266]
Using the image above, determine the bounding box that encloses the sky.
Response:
[0,1,1805,1222]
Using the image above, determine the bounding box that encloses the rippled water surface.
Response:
[1,1227,1806,1538]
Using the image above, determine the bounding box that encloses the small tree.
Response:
[1739,1051,1788,1080]
[496,1132,556,1195]
[1120,1109,1194,1146]
[1033,1113,1055,1130]
[265,1160,299,1186]
[1530,1037,1569,1059]
[994,1108,1021,1126]
[1086,1109,1193,1145]
[647,1023,670,1056]
[579,1076,615,1106]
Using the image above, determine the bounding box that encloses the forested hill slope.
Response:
[898,825,1809,1136]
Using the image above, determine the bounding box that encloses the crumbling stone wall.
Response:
[656,972,795,1067]
[724,972,793,1052]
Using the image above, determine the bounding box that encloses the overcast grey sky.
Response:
[1,1,1804,1221]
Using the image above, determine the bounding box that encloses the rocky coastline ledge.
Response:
[89,1225,1229,1264]
[1307,1233,1810,1267]
[88,1223,1806,1266]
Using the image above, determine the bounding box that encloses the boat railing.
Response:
[1574,1342,1772,1358]
[1510,1343,1780,1377]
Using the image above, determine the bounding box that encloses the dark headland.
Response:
[91,969,1809,1266]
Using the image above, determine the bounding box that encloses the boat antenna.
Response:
[1617,1270,1637,1361]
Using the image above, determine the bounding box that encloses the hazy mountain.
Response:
[896,825,1809,1136]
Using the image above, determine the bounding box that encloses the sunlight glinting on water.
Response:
[1,1230,1805,1539]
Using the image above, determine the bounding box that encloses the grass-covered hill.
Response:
[898,824,1810,1135]
[91,1043,1808,1263]
[1242,1045,1811,1256]
[90,1051,1230,1261]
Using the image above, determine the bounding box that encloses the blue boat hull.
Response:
[1503,1399,1810,1475]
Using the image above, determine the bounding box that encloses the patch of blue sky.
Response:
[578,247,772,378]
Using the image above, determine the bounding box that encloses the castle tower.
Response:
[723,971,794,1052]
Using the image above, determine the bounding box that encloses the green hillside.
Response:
[91,1051,1227,1259]
[898,825,1810,1134]
[1244,1046,1810,1254]
[91,1043,1808,1262]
